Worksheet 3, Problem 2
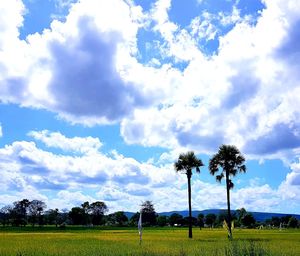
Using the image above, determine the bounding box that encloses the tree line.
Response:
[0,199,298,229]
[127,202,299,229]
[0,199,109,227]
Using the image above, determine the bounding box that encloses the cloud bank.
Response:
[0,0,299,158]
[0,131,298,213]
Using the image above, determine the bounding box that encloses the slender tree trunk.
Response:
[187,174,192,238]
[225,170,232,239]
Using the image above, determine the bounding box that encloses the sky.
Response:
[0,0,299,214]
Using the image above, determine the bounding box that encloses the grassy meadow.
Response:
[0,227,299,256]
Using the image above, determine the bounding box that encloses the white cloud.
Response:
[0,0,24,46]
[53,0,76,10]
[28,130,102,154]
[149,0,203,62]
[0,0,153,125]
[120,0,300,160]
[286,161,300,186]
[232,185,279,212]
[278,160,300,206]
[0,134,178,211]
[219,6,242,26]
[189,14,218,41]
[0,1,29,104]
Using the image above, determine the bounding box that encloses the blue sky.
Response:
[0,0,300,214]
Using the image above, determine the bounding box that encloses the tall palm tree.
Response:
[174,151,204,238]
[209,145,246,239]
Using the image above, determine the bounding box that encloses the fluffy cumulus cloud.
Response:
[0,0,155,124]
[278,160,300,204]
[120,0,300,160]
[0,131,180,211]
[28,130,102,154]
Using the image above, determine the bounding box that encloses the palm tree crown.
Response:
[209,145,246,187]
[174,151,204,178]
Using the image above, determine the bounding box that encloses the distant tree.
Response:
[69,207,85,225]
[197,214,204,229]
[0,205,12,227]
[174,151,204,238]
[130,212,140,226]
[236,208,247,226]
[89,201,108,225]
[157,215,168,227]
[217,211,237,227]
[241,213,256,228]
[265,218,271,227]
[209,145,246,239]
[107,211,128,226]
[205,213,217,228]
[217,211,228,227]
[81,201,91,225]
[59,209,71,225]
[280,215,292,226]
[288,217,298,228]
[12,199,30,227]
[141,201,157,226]
[183,216,197,227]
[28,200,46,227]
[106,213,116,225]
[45,208,59,227]
[114,211,128,226]
[169,213,184,226]
[271,217,280,227]
[9,208,18,226]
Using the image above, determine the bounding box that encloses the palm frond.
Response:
[209,156,219,175]
[239,164,246,173]
[228,179,234,190]
[231,168,237,176]
[216,174,224,183]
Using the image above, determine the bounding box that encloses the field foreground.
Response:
[0,227,299,256]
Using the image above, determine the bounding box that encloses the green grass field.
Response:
[0,227,299,256]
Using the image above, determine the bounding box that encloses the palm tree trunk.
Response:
[225,170,232,239]
[187,174,192,238]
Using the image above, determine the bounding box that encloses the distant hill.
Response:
[158,209,220,218]
[247,211,300,222]
[124,209,300,222]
